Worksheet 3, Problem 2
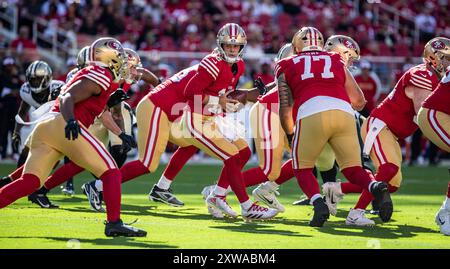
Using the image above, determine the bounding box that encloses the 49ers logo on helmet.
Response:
[108,41,121,50]
[342,39,356,49]
[431,40,445,50]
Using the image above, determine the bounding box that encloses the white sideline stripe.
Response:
[80,128,115,169]
[369,117,386,164]
[429,110,450,146]
[186,111,229,160]
[82,74,109,91]
[292,121,301,169]
[143,107,161,167]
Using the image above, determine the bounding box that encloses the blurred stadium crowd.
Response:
[0,0,448,165]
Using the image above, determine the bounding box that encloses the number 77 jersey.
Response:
[275,50,350,119]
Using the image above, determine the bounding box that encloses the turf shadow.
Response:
[0,236,178,249]
[209,223,311,237]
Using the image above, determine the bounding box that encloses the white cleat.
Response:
[242,202,278,222]
[201,185,224,218]
[206,194,238,218]
[435,205,450,236]
[252,184,285,213]
[322,182,344,216]
[345,208,375,226]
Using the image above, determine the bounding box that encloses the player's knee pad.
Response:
[110,145,127,168]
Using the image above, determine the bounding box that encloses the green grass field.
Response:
[0,163,449,249]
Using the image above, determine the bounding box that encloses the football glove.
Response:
[12,132,21,152]
[49,85,63,101]
[254,77,269,95]
[118,132,137,153]
[107,89,129,108]
[65,119,81,140]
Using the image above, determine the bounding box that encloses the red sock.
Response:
[375,163,399,182]
[44,162,84,190]
[100,169,121,222]
[341,166,373,191]
[216,147,252,189]
[341,182,363,194]
[120,160,149,183]
[163,146,197,180]
[447,182,450,199]
[275,159,294,185]
[242,167,268,187]
[238,147,251,169]
[223,155,249,203]
[355,189,373,210]
[293,168,321,198]
[0,173,40,208]
[8,164,25,181]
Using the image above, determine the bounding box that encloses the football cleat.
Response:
[292,197,311,206]
[81,181,105,212]
[104,219,147,237]
[61,181,75,196]
[28,191,59,209]
[201,185,224,218]
[241,203,278,222]
[322,182,344,216]
[309,197,329,227]
[369,199,380,215]
[0,176,12,188]
[370,182,393,222]
[435,200,450,236]
[149,184,184,207]
[252,184,285,212]
[206,194,238,218]
[345,208,375,226]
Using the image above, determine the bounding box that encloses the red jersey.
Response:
[354,74,378,112]
[148,65,197,122]
[258,87,279,114]
[184,52,245,116]
[53,65,119,127]
[423,70,450,115]
[275,51,349,117]
[371,64,439,139]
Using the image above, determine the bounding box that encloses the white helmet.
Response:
[77,46,90,69]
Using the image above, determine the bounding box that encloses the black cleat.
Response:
[309,197,329,227]
[292,197,311,206]
[105,219,147,237]
[28,189,59,208]
[0,176,12,188]
[370,182,393,222]
[149,185,184,207]
[369,199,380,215]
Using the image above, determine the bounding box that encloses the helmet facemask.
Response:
[124,48,143,84]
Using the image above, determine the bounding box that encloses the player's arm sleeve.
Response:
[183,66,215,99]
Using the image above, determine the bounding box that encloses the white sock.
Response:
[213,185,228,196]
[240,199,253,210]
[264,181,279,191]
[95,179,103,192]
[444,197,450,210]
[310,193,322,204]
[156,175,172,190]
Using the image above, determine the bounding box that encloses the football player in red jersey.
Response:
[276,27,392,227]
[417,37,450,235]
[324,37,444,226]
[0,37,146,237]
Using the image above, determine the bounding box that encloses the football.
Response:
[227,90,247,104]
